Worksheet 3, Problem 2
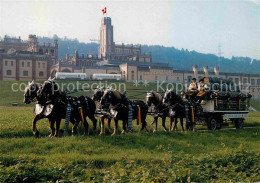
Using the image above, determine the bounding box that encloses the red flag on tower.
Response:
[102,7,107,15]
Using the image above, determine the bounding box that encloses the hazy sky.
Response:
[0,0,259,59]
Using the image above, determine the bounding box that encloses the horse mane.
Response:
[152,91,162,102]
[103,88,124,101]
[112,90,123,100]
[24,83,42,93]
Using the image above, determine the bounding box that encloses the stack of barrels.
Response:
[205,77,251,111]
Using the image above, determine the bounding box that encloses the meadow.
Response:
[0,80,260,182]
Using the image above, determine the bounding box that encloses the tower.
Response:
[99,17,114,58]
[28,34,38,52]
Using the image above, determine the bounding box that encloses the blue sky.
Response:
[0,0,259,59]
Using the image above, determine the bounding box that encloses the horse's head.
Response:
[100,89,118,107]
[146,91,162,107]
[92,86,104,102]
[38,77,58,99]
[163,89,175,105]
[24,80,39,104]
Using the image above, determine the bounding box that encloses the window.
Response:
[23,71,28,76]
[140,75,142,80]
[27,62,30,67]
[131,70,134,80]
[42,63,45,68]
[22,62,24,67]
[6,70,11,75]
[229,78,233,82]
[243,78,247,84]
[257,79,260,85]
[5,61,8,66]
[187,76,192,82]
[166,76,168,81]
[39,71,44,77]
[11,61,13,66]
[155,76,158,81]
[38,63,41,68]
[235,78,239,84]
[251,79,255,85]
[39,48,43,54]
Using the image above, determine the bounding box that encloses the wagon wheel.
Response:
[207,117,217,131]
[235,118,244,129]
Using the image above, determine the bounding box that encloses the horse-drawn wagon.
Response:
[182,77,252,131]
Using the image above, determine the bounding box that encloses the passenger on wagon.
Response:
[198,78,209,91]
[188,78,198,91]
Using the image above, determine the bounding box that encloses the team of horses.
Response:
[24,78,191,137]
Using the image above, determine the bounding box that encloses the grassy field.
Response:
[0,80,260,182]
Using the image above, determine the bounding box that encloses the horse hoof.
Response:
[99,132,105,136]
[34,131,39,137]
[121,130,126,134]
[111,133,116,136]
[153,130,157,133]
[48,133,54,137]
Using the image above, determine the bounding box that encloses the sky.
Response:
[0,0,259,59]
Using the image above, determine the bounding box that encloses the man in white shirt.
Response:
[188,78,198,91]
[198,78,209,91]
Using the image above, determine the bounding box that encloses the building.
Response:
[98,17,151,62]
[0,35,58,80]
[51,17,260,100]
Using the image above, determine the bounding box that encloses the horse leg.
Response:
[89,114,97,133]
[72,117,80,136]
[174,118,178,131]
[99,117,105,135]
[121,120,127,134]
[32,115,42,137]
[162,117,167,132]
[180,118,184,131]
[112,119,118,136]
[82,117,89,136]
[49,118,55,137]
[153,117,158,133]
[140,118,147,132]
[54,118,61,137]
[169,117,173,131]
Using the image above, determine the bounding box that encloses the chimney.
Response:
[203,66,209,77]
[193,65,198,79]
[214,66,219,76]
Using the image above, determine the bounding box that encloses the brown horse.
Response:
[24,81,77,137]
[162,89,186,131]
[100,89,149,135]
[146,91,173,132]
[92,87,113,134]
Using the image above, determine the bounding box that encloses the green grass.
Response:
[252,100,260,111]
[0,80,260,182]
[0,106,260,182]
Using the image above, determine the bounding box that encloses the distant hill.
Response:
[38,35,260,74]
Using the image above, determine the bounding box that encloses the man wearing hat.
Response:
[198,78,209,91]
[188,78,198,91]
